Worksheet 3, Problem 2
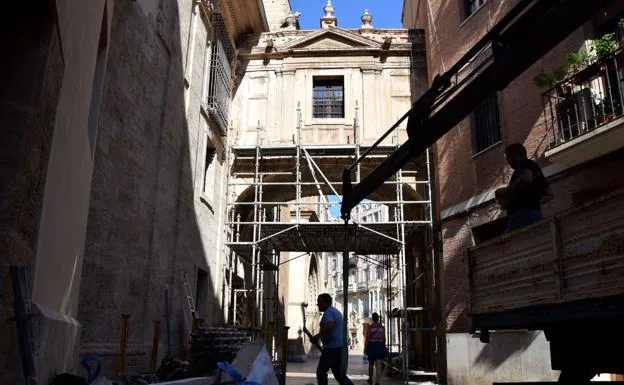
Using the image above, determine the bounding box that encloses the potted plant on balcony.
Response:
[533,25,622,90]
[594,32,620,62]
[533,64,569,93]
[597,94,622,125]
[568,48,600,84]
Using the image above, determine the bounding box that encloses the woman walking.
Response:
[364,312,388,385]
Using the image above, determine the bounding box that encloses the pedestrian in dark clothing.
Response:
[364,312,388,385]
[495,143,553,232]
[312,293,355,385]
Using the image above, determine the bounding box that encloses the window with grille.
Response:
[207,14,235,136]
[465,0,486,18]
[471,93,502,153]
[313,77,344,118]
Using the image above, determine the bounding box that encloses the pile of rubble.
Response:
[119,326,254,384]
[188,326,253,375]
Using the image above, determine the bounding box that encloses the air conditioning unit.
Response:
[556,87,596,142]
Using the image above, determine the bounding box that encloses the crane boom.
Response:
[341,0,612,219]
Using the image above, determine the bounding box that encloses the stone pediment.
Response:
[280,28,382,51]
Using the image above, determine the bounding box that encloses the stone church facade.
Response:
[230,0,427,360]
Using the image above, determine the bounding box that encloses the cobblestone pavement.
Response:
[285,353,405,385]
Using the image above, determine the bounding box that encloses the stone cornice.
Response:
[238,46,420,61]
[279,28,383,50]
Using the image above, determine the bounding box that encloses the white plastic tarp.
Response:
[154,341,278,385]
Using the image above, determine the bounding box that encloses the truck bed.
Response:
[467,188,624,329]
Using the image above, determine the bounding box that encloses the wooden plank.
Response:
[469,220,555,313]
[550,219,565,297]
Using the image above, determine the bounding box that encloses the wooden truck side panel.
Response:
[468,189,624,317]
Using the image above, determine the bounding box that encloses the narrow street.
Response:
[286,354,416,385]
[5,1,624,384]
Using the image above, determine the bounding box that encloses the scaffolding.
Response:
[222,103,438,383]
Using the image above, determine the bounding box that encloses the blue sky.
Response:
[290,0,404,30]
[327,195,374,219]
[328,195,342,219]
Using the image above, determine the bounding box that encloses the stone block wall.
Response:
[78,0,227,375]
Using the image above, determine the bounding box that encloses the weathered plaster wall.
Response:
[78,0,229,375]
[0,1,114,383]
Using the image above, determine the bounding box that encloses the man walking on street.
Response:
[496,143,553,232]
[312,293,355,385]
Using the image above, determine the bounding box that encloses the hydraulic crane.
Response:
[341,0,612,217]
[339,0,617,382]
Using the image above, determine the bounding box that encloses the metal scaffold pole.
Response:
[341,218,350,377]
[259,174,265,336]
[252,123,261,331]
[395,161,409,383]
[296,102,302,224]
[276,250,281,361]
[222,145,233,323]
[386,254,393,353]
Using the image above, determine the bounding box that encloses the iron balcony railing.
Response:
[543,50,624,148]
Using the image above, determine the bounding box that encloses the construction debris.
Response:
[188,326,253,375]
[108,326,254,385]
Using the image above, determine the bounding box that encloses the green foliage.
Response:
[593,32,619,59]
[532,64,569,89]
[533,20,623,89]
[566,49,593,70]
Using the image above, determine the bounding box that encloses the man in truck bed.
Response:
[495,143,554,232]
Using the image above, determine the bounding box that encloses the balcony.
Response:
[357,281,369,291]
[542,50,624,168]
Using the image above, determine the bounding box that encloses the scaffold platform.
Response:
[222,108,437,382]
[226,221,427,258]
[230,144,425,176]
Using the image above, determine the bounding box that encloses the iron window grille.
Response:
[207,14,236,136]
[472,93,502,153]
[313,78,345,119]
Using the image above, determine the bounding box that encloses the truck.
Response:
[338,0,624,382]
[467,188,624,381]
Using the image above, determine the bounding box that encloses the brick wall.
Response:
[420,0,624,332]
[441,217,472,331]
[442,148,624,331]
